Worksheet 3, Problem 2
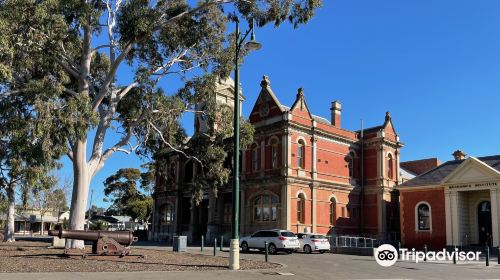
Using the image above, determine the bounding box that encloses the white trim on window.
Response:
[415,201,432,232]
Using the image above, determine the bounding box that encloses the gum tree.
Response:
[0,0,322,248]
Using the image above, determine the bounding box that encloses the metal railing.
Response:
[328,235,383,248]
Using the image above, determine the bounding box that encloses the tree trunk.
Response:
[4,186,15,242]
[67,140,91,249]
[40,216,44,236]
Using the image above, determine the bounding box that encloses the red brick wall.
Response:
[400,188,446,250]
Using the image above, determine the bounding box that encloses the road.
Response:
[1,245,499,279]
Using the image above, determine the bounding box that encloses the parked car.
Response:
[240,229,300,254]
[296,233,330,254]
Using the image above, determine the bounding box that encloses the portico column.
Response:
[450,191,460,246]
[444,190,453,246]
[490,188,499,247]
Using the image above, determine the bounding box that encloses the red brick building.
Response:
[152,76,404,243]
[398,151,500,250]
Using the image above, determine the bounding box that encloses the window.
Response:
[251,144,260,172]
[347,153,354,178]
[223,203,231,224]
[297,140,305,169]
[184,161,194,183]
[253,194,279,222]
[161,204,174,224]
[387,153,394,179]
[271,139,279,169]
[297,193,305,223]
[416,203,431,231]
[329,197,337,225]
[169,162,177,181]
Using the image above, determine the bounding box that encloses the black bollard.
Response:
[424,245,427,262]
[498,246,500,265]
[214,238,217,256]
[264,241,269,262]
[486,246,490,267]
[201,235,204,252]
[453,246,457,264]
[220,236,224,251]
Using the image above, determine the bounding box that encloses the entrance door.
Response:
[478,201,492,246]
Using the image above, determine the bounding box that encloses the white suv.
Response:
[240,230,300,254]
[296,233,331,254]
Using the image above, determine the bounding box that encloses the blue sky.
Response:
[60,0,500,208]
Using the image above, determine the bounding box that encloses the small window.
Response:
[271,139,279,169]
[329,197,337,225]
[252,144,260,172]
[297,193,305,223]
[297,140,305,169]
[223,203,231,224]
[417,203,431,231]
[161,204,174,224]
[388,153,394,179]
[347,152,354,178]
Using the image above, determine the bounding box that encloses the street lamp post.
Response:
[229,18,261,270]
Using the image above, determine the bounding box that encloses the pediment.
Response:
[441,157,500,184]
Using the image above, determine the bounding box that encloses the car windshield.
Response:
[280,231,296,237]
[310,235,326,239]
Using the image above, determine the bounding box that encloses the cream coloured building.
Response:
[398,151,500,249]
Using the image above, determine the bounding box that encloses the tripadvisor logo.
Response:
[374,244,482,267]
[374,244,398,267]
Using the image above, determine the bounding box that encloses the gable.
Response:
[290,88,313,121]
[249,76,284,123]
[441,157,500,184]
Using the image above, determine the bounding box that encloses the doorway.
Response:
[477,201,492,246]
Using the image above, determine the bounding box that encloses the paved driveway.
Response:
[1,245,500,279]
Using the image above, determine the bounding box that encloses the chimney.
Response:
[330,101,342,127]
[452,150,467,160]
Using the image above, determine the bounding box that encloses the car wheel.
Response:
[241,242,249,253]
[304,245,312,254]
[268,243,277,255]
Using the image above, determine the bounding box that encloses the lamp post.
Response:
[229,18,261,270]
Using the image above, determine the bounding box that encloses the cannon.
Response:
[48,228,139,257]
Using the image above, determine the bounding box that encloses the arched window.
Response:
[416,203,431,231]
[271,139,279,169]
[329,197,337,225]
[184,161,194,184]
[169,162,177,181]
[251,144,260,172]
[387,153,394,179]
[297,140,305,169]
[297,193,305,224]
[347,152,354,178]
[161,204,174,224]
[253,194,279,222]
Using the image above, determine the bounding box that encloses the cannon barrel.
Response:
[48,229,137,246]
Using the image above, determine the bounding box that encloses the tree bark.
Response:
[4,186,15,242]
[67,140,91,249]
[40,216,44,236]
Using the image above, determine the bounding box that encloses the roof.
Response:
[400,155,500,187]
[400,158,441,175]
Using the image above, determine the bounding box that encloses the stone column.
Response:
[312,136,317,180]
[281,184,288,230]
[490,188,499,247]
[444,190,453,246]
[311,184,317,232]
[450,191,460,246]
